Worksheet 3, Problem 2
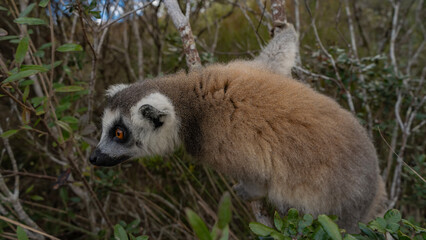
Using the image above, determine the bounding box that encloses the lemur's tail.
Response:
[363,176,388,222]
[254,23,298,78]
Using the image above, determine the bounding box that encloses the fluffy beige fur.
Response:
[128,60,388,232]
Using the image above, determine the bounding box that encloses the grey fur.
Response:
[92,24,387,233]
[254,23,297,77]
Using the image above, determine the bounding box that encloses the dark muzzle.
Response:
[89,148,130,167]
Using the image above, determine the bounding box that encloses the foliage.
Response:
[249,209,426,240]
[113,222,149,240]
[186,192,232,240]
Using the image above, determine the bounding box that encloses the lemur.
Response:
[90,24,387,232]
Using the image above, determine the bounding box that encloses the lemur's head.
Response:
[89,83,180,167]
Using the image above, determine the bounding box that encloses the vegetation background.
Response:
[0,0,424,239]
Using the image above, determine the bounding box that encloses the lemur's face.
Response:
[89,88,180,167]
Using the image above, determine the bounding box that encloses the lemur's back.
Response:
[154,61,386,232]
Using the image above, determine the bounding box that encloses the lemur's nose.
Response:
[89,149,100,165]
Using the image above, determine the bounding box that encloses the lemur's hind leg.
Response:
[233,181,273,227]
[233,180,267,201]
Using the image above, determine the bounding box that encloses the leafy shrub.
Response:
[186,192,232,240]
[249,209,426,240]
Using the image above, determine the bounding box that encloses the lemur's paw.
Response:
[233,183,251,201]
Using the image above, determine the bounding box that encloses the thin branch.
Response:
[343,0,373,137]
[75,0,96,61]
[132,15,144,81]
[163,0,201,70]
[99,1,154,31]
[304,0,355,113]
[0,216,59,240]
[389,0,401,76]
[378,128,425,183]
[271,0,287,27]
[238,1,265,47]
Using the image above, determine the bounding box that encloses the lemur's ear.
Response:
[140,104,166,129]
[105,84,129,98]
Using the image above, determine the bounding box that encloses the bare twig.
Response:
[304,0,355,113]
[389,0,401,76]
[99,1,153,31]
[123,21,138,82]
[132,15,144,81]
[342,0,373,137]
[378,128,426,184]
[238,1,265,47]
[0,124,44,240]
[0,216,59,240]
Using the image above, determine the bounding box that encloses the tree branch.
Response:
[163,0,201,70]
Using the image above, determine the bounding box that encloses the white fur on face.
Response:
[98,108,137,158]
[101,108,120,135]
[105,84,130,98]
[130,92,181,156]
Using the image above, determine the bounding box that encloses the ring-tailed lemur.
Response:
[90,24,387,232]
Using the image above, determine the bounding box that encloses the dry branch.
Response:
[163,0,201,70]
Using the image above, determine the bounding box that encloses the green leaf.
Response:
[90,10,101,18]
[249,222,276,237]
[34,50,45,58]
[369,218,387,233]
[16,226,29,240]
[397,230,411,240]
[14,17,47,25]
[114,224,129,240]
[185,209,211,240]
[25,184,34,194]
[39,0,50,8]
[386,223,400,233]
[1,129,19,138]
[61,116,79,124]
[287,208,299,225]
[384,209,401,224]
[0,6,8,11]
[21,65,49,72]
[270,231,286,240]
[135,236,149,240]
[358,223,378,240]
[19,79,34,86]
[3,69,40,83]
[274,211,283,232]
[15,36,29,65]
[210,224,220,240]
[0,35,19,41]
[56,43,83,52]
[23,85,30,103]
[298,214,314,233]
[56,120,72,133]
[313,226,327,240]
[318,215,342,240]
[217,192,232,229]
[219,225,230,240]
[402,219,426,233]
[31,195,44,201]
[39,42,52,50]
[21,125,32,131]
[55,85,84,92]
[19,3,36,17]
[44,60,62,70]
[343,234,357,240]
[30,96,47,107]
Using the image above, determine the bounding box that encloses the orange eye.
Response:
[115,128,124,140]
